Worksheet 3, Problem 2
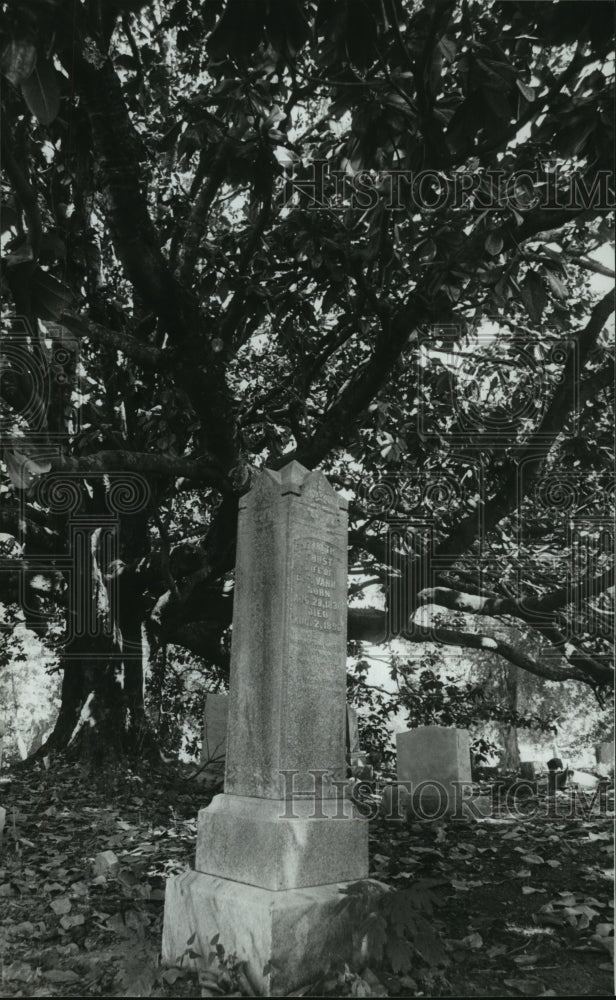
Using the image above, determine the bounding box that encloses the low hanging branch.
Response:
[51,451,229,488]
[345,607,599,685]
[418,565,615,623]
[417,587,613,687]
[434,290,615,570]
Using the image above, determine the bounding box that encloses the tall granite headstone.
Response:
[163,462,371,995]
[201,695,361,773]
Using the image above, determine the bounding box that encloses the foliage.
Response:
[0,759,613,997]
[0,605,60,763]
[347,655,397,771]
[145,642,226,760]
[397,666,550,734]
[340,877,450,977]
[0,0,613,757]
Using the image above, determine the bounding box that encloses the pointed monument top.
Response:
[240,461,347,510]
[279,460,310,495]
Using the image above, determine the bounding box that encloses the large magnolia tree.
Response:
[0,0,614,759]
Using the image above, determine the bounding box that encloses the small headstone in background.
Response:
[27,721,52,759]
[547,768,570,794]
[396,726,488,818]
[572,770,600,790]
[520,761,535,781]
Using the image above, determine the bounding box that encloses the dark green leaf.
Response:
[544,269,567,301]
[20,59,61,126]
[520,270,547,324]
[516,79,536,102]
[30,268,73,319]
[1,39,37,86]
[485,232,503,256]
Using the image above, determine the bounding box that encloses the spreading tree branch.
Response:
[417,586,613,685]
[434,290,615,569]
[51,451,228,487]
[346,607,604,684]
[65,316,165,367]
[69,52,240,465]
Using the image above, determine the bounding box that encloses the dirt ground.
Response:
[0,761,612,997]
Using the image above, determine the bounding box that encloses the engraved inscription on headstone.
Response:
[224,462,348,798]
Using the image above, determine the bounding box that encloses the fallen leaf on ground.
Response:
[50,896,71,916]
[43,969,81,983]
[461,932,483,949]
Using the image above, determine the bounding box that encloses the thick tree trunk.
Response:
[498,665,520,771]
[44,639,154,763]
[40,490,158,765]
[500,724,521,772]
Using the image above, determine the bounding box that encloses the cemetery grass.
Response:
[0,762,612,998]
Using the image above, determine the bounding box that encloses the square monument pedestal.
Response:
[195,793,368,891]
[163,870,374,996]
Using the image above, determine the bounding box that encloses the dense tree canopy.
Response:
[0,0,614,758]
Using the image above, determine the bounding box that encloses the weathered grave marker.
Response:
[520,761,536,781]
[163,462,371,994]
[396,725,478,817]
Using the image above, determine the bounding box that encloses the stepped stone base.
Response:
[163,870,379,996]
[195,793,368,891]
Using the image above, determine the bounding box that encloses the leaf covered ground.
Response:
[0,762,612,998]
